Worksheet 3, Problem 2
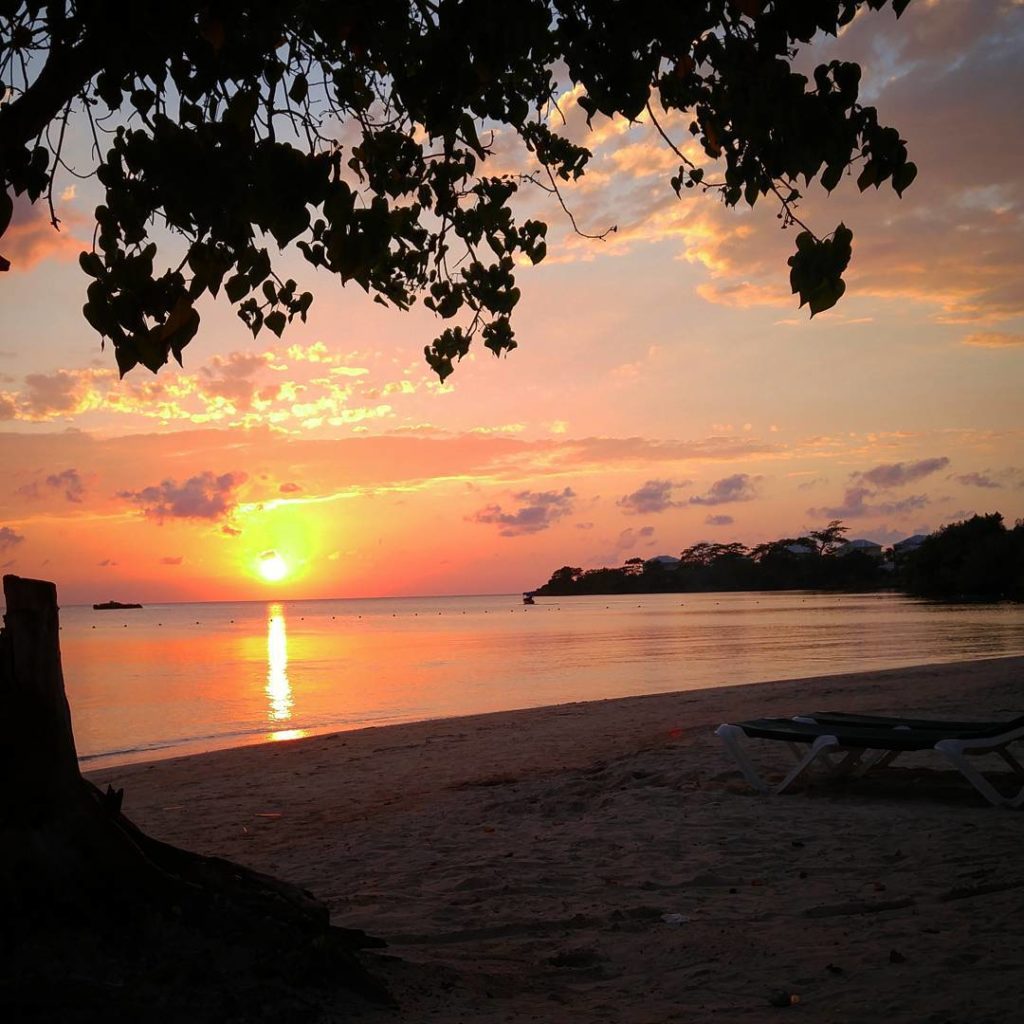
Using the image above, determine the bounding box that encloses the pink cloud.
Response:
[809,487,930,520]
[534,5,1024,326]
[955,472,1002,490]
[857,457,950,489]
[20,371,91,418]
[705,514,734,527]
[617,479,686,515]
[198,351,275,409]
[46,468,85,503]
[469,487,576,537]
[0,525,24,551]
[688,474,759,507]
[595,525,657,564]
[2,196,84,271]
[117,471,247,522]
[808,457,952,520]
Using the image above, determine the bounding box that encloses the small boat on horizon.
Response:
[522,593,536,605]
[93,600,143,611]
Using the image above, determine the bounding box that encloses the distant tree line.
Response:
[533,514,1024,601]
[901,513,1024,600]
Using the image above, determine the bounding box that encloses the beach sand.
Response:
[89,656,1024,1023]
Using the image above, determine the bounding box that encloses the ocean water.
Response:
[47,591,1024,770]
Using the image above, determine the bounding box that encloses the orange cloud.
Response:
[0,350,415,431]
[521,6,1024,327]
[18,369,106,420]
[962,331,1024,348]
[2,197,85,271]
[198,350,275,409]
[1,416,1021,603]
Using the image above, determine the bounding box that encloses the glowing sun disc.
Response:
[258,552,288,582]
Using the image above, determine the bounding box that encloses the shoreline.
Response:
[88,654,1024,1021]
[79,648,1024,773]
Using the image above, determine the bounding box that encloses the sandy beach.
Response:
[88,656,1024,1023]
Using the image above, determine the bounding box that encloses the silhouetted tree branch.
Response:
[2,1,916,378]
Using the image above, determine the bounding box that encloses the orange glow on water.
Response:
[57,591,1024,771]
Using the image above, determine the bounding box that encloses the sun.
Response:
[258,551,289,583]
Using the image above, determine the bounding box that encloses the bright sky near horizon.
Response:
[2,1,1022,605]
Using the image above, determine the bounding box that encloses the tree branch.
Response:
[0,33,104,169]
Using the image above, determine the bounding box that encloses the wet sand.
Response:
[89,655,1024,1022]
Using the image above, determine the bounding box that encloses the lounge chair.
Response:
[803,711,1024,736]
[715,715,1024,807]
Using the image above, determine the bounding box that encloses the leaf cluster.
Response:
[1,0,916,377]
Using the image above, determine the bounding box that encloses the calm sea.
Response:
[49,591,1024,770]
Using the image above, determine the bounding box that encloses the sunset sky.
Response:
[2,0,1022,605]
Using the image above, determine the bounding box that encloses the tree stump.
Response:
[0,575,390,1020]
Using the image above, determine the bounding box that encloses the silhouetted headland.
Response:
[533,514,1024,601]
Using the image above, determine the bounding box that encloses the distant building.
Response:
[784,542,816,557]
[836,538,883,559]
[645,554,681,569]
[893,534,929,555]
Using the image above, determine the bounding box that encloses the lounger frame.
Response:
[716,719,1024,807]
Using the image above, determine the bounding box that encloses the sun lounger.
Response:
[802,711,1024,737]
[715,716,1024,807]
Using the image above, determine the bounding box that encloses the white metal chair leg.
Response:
[790,719,867,774]
[934,739,1015,807]
[786,741,839,774]
[873,750,902,769]
[830,748,866,777]
[841,748,900,777]
[716,725,840,794]
[997,747,1024,777]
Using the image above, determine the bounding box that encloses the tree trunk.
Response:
[0,575,390,1020]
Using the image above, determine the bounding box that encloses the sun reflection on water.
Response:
[265,604,293,722]
[269,728,309,743]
